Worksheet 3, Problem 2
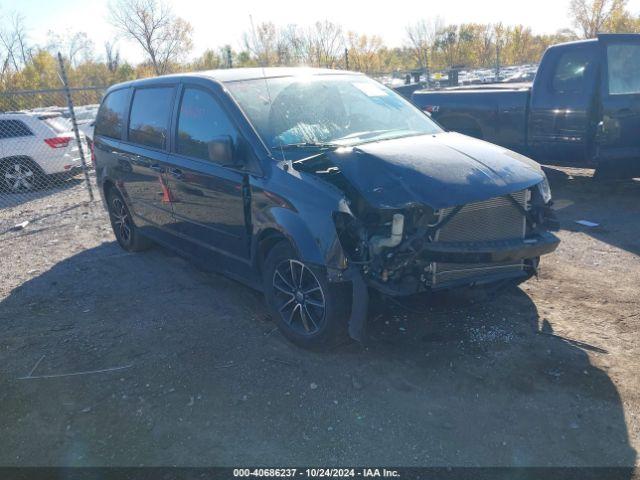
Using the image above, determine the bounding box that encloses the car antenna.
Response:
[249,14,287,166]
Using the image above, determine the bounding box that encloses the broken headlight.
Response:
[537,176,552,204]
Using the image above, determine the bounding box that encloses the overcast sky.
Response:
[7,0,640,63]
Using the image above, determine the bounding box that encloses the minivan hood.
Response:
[323,132,545,210]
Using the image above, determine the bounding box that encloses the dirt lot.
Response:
[0,168,638,468]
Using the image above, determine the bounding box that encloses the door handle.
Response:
[169,168,184,179]
[149,164,165,173]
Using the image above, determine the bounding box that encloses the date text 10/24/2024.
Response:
[233,468,401,478]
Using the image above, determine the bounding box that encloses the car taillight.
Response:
[44,136,72,148]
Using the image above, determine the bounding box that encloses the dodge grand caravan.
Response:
[93,68,560,348]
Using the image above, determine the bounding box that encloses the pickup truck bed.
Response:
[410,34,640,178]
[412,85,532,154]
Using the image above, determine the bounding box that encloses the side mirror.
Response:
[207,135,236,166]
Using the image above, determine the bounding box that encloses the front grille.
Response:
[430,190,530,286]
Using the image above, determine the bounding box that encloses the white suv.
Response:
[0,113,87,192]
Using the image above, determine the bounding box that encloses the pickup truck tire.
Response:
[263,240,350,349]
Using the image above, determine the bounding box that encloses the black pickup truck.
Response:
[411,34,640,178]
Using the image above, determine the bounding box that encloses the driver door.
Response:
[596,35,640,176]
[164,85,250,261]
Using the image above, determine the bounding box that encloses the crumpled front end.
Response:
[333,184,559,297]
[289,133,560,322]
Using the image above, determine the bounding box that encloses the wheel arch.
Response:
[252,209,335,275]
[102,178,116,199]
[254,228,291,275]
[0,155,45,174]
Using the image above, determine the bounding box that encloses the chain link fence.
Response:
[0,58,103,232]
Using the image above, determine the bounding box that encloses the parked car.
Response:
[93,68,560,348]
[412,34,640,178]
[70,104,99,143]
[0,112,86,192]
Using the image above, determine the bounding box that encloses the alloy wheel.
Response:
[272,259,326,335]
[111,197,132,244]
[4,162,34,191]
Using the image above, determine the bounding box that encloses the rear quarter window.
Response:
[0,119,33,139]
[95,89,129,139]
[128,87,174,149]
[607,44,640,95]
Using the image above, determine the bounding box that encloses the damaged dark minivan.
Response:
[93,68,560,348]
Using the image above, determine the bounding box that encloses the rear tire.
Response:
[262,241,350,349]
[0,157,45,193]
[106,188,153,252]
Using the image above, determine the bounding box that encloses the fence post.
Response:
[226,46,233,68]
[57,52,94,202]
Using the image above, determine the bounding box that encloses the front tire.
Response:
[107,189,152,252]
[263,241,350,349]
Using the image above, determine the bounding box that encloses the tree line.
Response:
[1,0,639,94]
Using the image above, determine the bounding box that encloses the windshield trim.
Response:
[220,71,365,85]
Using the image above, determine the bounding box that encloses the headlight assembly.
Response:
[537,176,552,204]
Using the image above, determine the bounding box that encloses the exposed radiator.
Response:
[436,190,529,243]
[430,190,530,286]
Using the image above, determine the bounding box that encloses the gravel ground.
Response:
[0,168,638,468]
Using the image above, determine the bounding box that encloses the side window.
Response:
[176,88,238,163]
[0,120,33,139]
[95,89,128,139]
[551,49,595,94]
[607,44,640,95]
[128,87,174,149]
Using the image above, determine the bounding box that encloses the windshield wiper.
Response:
[335,129,391,141]
[271,142,338,151]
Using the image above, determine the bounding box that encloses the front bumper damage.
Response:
[330,195,560,343]
[328,232,559,343]
[331,227,560,343]
[419,232,560,264]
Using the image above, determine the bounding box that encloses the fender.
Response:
[254,206,344,268]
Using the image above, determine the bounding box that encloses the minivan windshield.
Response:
[225,74,442,150]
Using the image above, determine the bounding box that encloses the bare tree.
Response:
[243,21,279,66]
[493,22,506,79]
[278,24,304,65]
[476,23,495,67]
[405,17,443,84]
[569,0,628,38]
[0,12,31,73]
[105,41,120,72]
[346,32,384,73]
[109,0,193,75]
[47,31,94,66]
[68,32,94,66]
[434,25,460,68]
[306,20,343,68]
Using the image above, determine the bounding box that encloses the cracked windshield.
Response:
[227,75,441,150]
